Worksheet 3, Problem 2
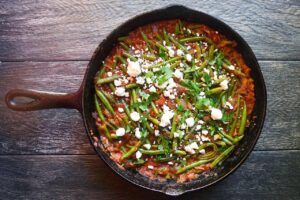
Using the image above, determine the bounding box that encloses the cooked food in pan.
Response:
[93,19,255,182]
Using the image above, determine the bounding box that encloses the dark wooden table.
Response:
[0,1,299,199]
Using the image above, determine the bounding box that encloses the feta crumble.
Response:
[115,87,126,96]
[211,108,223,120]
[130,111,140,121]
[127,60,141,77]
[116,128,125,137]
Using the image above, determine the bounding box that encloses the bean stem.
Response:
[96,75,120,85]
[210,145,235,168]
[96,89,115,114]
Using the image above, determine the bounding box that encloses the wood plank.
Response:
[0,151,299,199]
[0,0,299,61]
[0,61,299,154]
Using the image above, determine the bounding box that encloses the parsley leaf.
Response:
[158,66,173,85]
[195,98,211,110]
[203,73,211,85]
[180,80,201,94]
[132,93,159,111]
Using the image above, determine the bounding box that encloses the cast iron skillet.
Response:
[5,5,267,196]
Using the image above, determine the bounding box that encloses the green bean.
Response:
[170,111,177,138]
[155,33,163,41]
[120,42,130,51]
[99,124,112,140]
[151,102,159,115]
[154,41,167,52]
[168,34,188,52]
[210,145,235,168]
[109,83,116,92]
[163,29,170,45]
[99,67,106,76]
[238,101,247,135]
[222,64,246,77]
[117,56,126,65]
[123,52,137,61]
[148,116,160,126]
[207,87,224,95]
[176,158,213,174]
[174,150,186,156]
[146,56,182,69]
[125,83,138,90]
[198,151,217,160]
[215,141,227,147]
[229,95,240,136]
[208,45,215,60]
[169,61,181,69]
[139,149,165,155]
[95,89,115,114]
[96,75,120,85]
[121,100,131,117]
[155,156,174,162]
[103,91,116,104]
[121,141,142,160]
[118,36,128,42]
[195,43,201,60]
[141,32,153,52]
[94,95,105,121]
[179,36,206,43]
[141,54,156,61]
[198,60,208,72]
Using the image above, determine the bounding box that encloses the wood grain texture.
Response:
[0,151,299,200]
[0,61,299,154]
[0,0,299,61]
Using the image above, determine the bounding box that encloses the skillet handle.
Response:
[5,89,82,112]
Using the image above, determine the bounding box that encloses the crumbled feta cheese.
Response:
[166,78,177,90]
[135,128,141,139]
[184,142,199,154]
[220,80,229,90]
[200,91,205,96]
[115,87,126,96]
[169,94,175,99]
[225,102,234,109]
[176,49,184,56]
[116,128,125,137]
[211,108,223,120]
[114,79,122,87]
[143,144,151,150]
[185,54,192,62]
[125,92,129,97]
[163,90,170,97]
[149,86,157,93]
[168,48,175,57]
[179,62,184,67]
[199,149,206,154]
[130,111,140,121]
[198,120,204,124]
[159,109,174,127]
[201,135,210,142]
[168,162,174,165]
[185,117,195,127]
[214,134,221,140]
[195,125,202,131]
[180,123,187,129]
[228,65,235,70]
[146,78,152,84]
[136,76,145,85]
[174,132,180,138]
[148,165,154,169]
[203,68,210,74]
[136,151,142,159]
[174,69,183,80]
[127,60,141,77]
[118,107,124,113]
[107,72,112,77]
[154,129,160,136]
[202,130,208,135]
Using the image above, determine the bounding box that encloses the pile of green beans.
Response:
[93,19,253,180]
